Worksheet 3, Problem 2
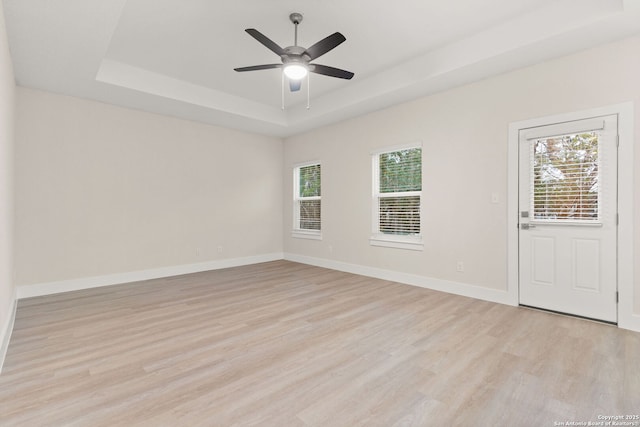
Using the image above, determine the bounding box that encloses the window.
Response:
[531,131,600,222]
[371,144,423,250]
[293,162,321,239]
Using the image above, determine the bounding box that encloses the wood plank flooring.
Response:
[1,260,638,426]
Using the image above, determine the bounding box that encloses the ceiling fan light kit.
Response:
[283,63,308,80]
[234,12,354,110]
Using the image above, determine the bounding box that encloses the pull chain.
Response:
[307,73,310,110]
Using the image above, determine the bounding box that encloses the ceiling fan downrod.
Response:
[290,13,303,47]
[283,12,311,111]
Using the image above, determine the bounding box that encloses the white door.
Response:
[518,115,618,322]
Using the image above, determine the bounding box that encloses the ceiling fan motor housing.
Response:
[282,46,310,66]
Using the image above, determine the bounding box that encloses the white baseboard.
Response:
[16,252,284,299]
[284,253,515,306]
[619,312,640,333]
[13,251,638,334]
[0,288,17,374]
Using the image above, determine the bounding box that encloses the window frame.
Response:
[292,161,322,240]
[370,143,424,251]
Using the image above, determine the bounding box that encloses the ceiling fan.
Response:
[234,13,354,93]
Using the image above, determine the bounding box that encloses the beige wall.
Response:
[8,33,640,322]
[283,35,640,314]
[0,0,15,349]
[15,88,283,286]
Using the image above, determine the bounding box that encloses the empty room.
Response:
[1,0,639,426]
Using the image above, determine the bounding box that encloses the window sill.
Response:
[369,235,423,251]
[292,230,322,240]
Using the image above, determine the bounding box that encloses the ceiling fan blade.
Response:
[305,32,346,60]
[310,64,354,80]
[245,29,286,56]
[289,79,302,92]
[234,64,282,72]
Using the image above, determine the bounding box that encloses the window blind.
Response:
[295,163,321,232]
[376,147,422,236]
[530,131,600,221]
[379,149,422,193]
[299,199,321,230]
[379,195,420,234]
[299,164,321,198]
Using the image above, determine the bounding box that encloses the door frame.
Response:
[507,102,638,331]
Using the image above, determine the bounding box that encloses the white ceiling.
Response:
[4,0,640,137]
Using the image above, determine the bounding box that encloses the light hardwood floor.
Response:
[1,261,638,426]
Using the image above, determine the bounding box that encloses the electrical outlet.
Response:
[195,247,202,257]
[456,261,464,272]
[217,246,223,253]
[491,193,499,204]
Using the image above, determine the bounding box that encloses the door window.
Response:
[530,131,600,223]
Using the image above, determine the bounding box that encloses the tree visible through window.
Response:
[532,132,599,221]
[294,163,321,232]
[375,147,422,236]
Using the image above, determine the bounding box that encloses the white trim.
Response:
[292,230,322,240]
[615,102,636,332]
[284,253,513,306]
[371,144,423,247]
[528,220,603,227]
[293,162,322,234]
[369,235,424,251]
[521,117,605,140]
[370,141,422,155]
[16,253,284,299]
[0,287,17,374]
[621,314,640,332]
[507,120,520,307]
[292,159,322,169]
[508,102,637,332]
